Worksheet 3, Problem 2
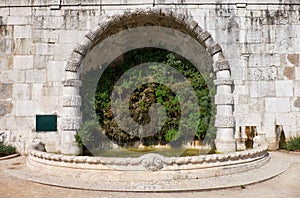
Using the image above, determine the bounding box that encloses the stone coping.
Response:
[22,142,272,191]
[2,142,287,191]
[4,152,295,192]
[0,153,20,161]
[28,142,268,172]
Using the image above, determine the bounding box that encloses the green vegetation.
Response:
[0,142,16,157]
[80,48,216,149]
[286,136,300,151]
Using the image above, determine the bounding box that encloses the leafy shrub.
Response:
[286,136,300,151]
[0,142,16,156]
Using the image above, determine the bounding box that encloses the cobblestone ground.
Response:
[1,153,300,198]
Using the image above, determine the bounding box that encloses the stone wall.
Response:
[0,0,299,153]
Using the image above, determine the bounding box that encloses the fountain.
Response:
[25,9,271,192]
[26,138,269,191]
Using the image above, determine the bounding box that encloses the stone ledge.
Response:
[0,153,20,161]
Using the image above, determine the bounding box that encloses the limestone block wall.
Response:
[0,0,299,153]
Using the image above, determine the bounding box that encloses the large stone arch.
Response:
[61,8,235,155]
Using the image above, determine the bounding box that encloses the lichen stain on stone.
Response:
[287,54,299,66]
[0,23,8,37]
[227,15,239,32]
[0,101,13,116]
[283,66,295,80]
[0,83,13,100]
[0,54,13,69]
[265,9,288,25]
[294,98,300,108]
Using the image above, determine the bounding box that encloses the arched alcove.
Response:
[61,8,235,155]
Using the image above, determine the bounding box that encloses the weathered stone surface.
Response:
[236,113,262,126]
[197,30,211,43]
[213,60,230,72]
[13,83,31,100]
[0,101,12,116]
[215,94,234,105]
[265,98,290,113]
[14,25,31,38]
[61,117,82,130]
[47,61,65,82]
[14,38,34,55]
[247,67,277,81]
[65,61,81,72]
[215,116,235,128]
[214,79,233,85]
[250,81,275,98]
[0,54,13,70]
[13,55,33,69]
[15,100,39,116]
[0,83,12,99]
[206,43,222,56]
[185,19,198,31]
[0,2,300,155]
[294,81,300,96]
[275,80,293,97]
[25,69,46,83]
[295,68,300,80]
[59,30,84,43]
[287,54,299,66]
[7,16,29,25]
[74,44,88,56]
[283,66,295,80]
[36,43,55,55]
[249,98,265,112]
[294,97,300,108]
[63,95,82,107]
[63,79,82,87]
[86,31,97,41]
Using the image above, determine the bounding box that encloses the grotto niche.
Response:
[79,47,216,157]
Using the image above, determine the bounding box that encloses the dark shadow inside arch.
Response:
[79,47,216,156]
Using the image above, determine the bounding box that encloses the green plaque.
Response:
[36,115,57,132]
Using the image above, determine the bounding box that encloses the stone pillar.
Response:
[213,60,236,152]
[200,34,236,152]
[61,71,82,155]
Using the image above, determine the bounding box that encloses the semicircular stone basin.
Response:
[26,141,270,191]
